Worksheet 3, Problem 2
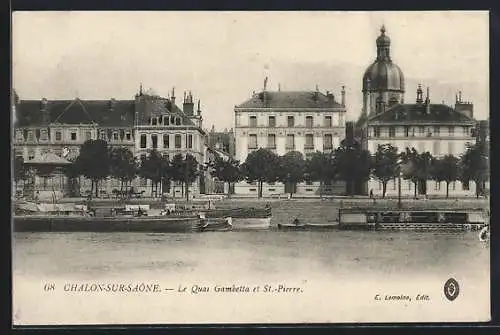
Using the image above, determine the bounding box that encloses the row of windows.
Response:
[247,115,343,128]
[149,116,182,126]
[139,134,193,149]
[372,125,471,138]
[17,129,133,142]
[376,180,470,191]
[248,133,334,150]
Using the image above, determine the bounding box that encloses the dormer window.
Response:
[164,116,169,125]
[152,118,157,126]
[158,117,163,125]
[16,130,23,141]
[170,116,175,124]
[175,117,181,126]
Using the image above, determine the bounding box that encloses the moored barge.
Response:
[338,207,487,231]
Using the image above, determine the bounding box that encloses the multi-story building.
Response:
[359,26,482,197]
[13,86,208,198]
[234,86,347,196]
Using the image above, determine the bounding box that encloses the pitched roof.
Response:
[16,99,136,127]
[235,91,344,109]
[368,103,475,124]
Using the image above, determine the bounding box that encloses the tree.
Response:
[138,149,164,197]
[372,144,399,198]
[183,153,199,202]
[400,148,420,199]
[278,151,306,198]
[209,155,242,197]
[170,153,184,198]
[460,141,489,197]
[242,148,280,198]
[431,154,459,198]
[109,147,137,196]
[305,151,335,198]
[74,139,110,198]
[333,140,372,196]
[400,148,434,198]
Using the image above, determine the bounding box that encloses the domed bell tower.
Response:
[362,26,405,118]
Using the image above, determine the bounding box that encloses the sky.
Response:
[12,11,489,130]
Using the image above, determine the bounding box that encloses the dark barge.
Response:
[338,207,487,231]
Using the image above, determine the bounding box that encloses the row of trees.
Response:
[76,140,201,200]
[14,139,201,201]
[209,140,489,198]
[14,138,488,199]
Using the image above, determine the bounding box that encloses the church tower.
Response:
[362,26,405,118]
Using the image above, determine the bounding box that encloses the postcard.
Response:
[12,10,490,325]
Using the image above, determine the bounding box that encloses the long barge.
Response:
[338,207,487,231]
[13,215,204,233]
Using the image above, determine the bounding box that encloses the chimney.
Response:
[341,86,346,106]
[41,98,50,124]
[455,91,474,119]
[416,84,423,104]
[171,87,176,105]
[326,91,334,104]
[183,91,194,116]
[109,98,116,111]
[425,87,431,114]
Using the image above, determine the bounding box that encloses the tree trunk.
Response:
[95,180,99,198]
[258,181,263,198]
[227,182,231,198]
[413,181,417,199]
[382,181,387,198]
[319,180,323,199]
[446,181,450,198]
[185,182,189,202]
[90,180,94,200]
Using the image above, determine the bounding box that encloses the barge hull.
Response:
[13,216,201,233]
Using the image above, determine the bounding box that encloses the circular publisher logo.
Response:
[444,278,460,301]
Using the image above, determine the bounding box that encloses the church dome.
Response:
[363,62,405,92]
[362,26,405,93]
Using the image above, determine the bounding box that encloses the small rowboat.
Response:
[194,217,233,232]
[277,219,339,231]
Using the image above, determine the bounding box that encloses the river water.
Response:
[12,200,490,325]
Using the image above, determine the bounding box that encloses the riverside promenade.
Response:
[37,194,489,212]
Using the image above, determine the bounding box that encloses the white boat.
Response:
[230,217,272,231]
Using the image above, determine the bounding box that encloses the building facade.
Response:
[234,87,347,196]
[359,26,484,197]
[13,86,208,198]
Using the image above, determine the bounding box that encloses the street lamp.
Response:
[396,158,403,209]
